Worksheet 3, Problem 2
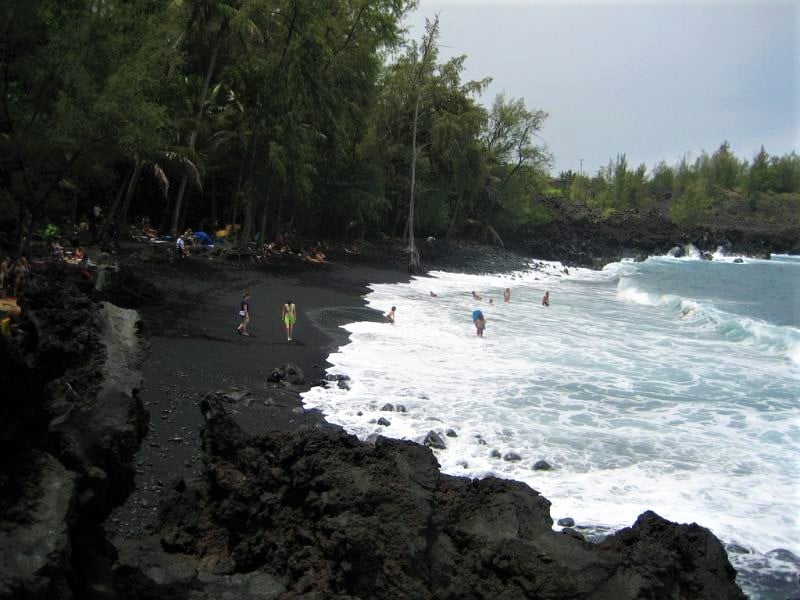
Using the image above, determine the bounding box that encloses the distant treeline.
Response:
[2,1,796,253]
[558,143,800,225]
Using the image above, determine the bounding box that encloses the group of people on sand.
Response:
[1,256,29,299]
[236,291,297,341]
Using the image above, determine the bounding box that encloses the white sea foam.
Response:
[615,281,800,365]
[302,256,800,599]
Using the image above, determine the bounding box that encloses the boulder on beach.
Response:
[668,246,684,258]
[423,430,446,450]
[267,363,305,385]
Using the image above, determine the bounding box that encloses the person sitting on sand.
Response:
[302,246,326,264]
[12,257,29,298]
[0,256,11,298]
[541,291,550,307]
[0,296,21,337]
[385,306,396,324]
[471,291,481,300]
[472,309,485,337]
[237,291,251,336]
[503,288,511,303]
[51,240,65,260]
[282,300,296,341]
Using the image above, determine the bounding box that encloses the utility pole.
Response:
[579,159,584,176]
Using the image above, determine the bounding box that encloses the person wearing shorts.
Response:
[237,292,251,336]
[282,300,296,341]
[472,309,485,337]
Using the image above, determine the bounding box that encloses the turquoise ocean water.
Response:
[303,251,800,598]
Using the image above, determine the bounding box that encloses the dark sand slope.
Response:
[0,248,746,599]
[108,256,405,540]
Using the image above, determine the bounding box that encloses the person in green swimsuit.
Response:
[282,300,296,341]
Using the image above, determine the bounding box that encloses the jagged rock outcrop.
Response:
[0,264,148,599]
[155,397,746,600]
[506,197,798,266]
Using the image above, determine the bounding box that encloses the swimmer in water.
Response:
[472,309,486,337]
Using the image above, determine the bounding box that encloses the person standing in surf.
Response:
[472,309,486,337]
[503,288,511,303]
[385,306,396,324]
[237,291,251,336]
[282,300,296,341]
[541,291,550,307]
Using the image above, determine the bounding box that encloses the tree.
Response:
[405,16,440,272]
[595,154,647,212]
[0,0,177,251]
[671,176,711,225]
[710,140,742,189]
[746,145,771,210]
[769,152,800,193]
[649,161,674,200]
[475,94,550,235]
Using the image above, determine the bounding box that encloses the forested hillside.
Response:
[2,1,797,261]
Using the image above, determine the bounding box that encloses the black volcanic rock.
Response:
[155,397,746,599]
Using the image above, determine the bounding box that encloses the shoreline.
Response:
[2,242,754,599]
[107,249,418,542]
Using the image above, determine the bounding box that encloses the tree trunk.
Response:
[118,157,144,237]
[407,101,419,271]
[210,172,218,227]
[258,195,270,245]
[238,126,261,249]
[98,167,133,241]
[447,191,462,239]
[406,16,439,273]
[170,41,220,237]
[231,154,245,228]
[240,189,254,247]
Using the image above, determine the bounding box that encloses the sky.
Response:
[404,0,799,176]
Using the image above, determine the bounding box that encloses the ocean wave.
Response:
[617,282,800,365]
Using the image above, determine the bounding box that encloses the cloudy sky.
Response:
[404,0,799,176]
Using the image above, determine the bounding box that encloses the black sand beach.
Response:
[107,249,412,542]
[1,242,749,599]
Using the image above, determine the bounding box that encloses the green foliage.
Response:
[671,176,712,225]
[6,1,792,252]
[593,154,648,212]
[709,141,742,189]
[769,152,800,193]
[568,175,593,205]
[42,223,60,241]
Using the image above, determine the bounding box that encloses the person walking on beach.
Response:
[541,291,550,307]
[282,300,296,341]
[472,309,486,337]
[385,306,396,324]
[237,291,251,336]
[503,288,511,303]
